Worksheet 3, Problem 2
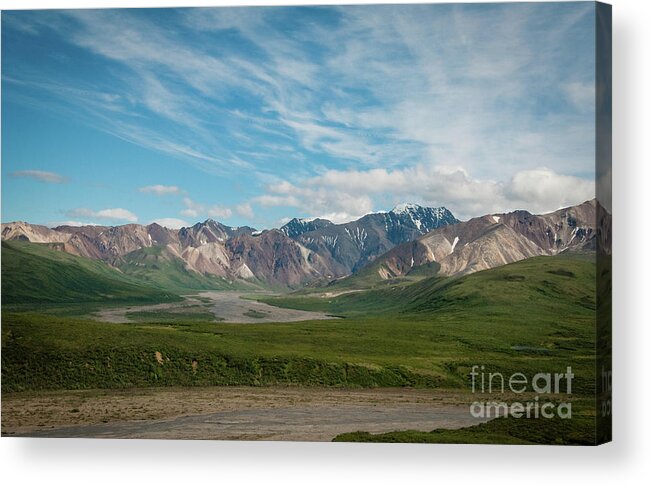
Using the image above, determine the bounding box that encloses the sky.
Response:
[1,2,597,230]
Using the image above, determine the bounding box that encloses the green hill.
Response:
[292,256,441,296]
[118,245,261,293]
[2,249,602,445]
[370,251,595,318]
[3,252,599,399]
[263,252,596,319]
[1,241,179,305]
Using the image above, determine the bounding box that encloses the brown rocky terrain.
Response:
[1,200,606,288]
[1,205,458,288]
[363,199,604,279]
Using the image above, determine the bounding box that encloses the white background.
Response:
[0,0,648,483]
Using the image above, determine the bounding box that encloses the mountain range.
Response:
[365,199,602,281]
[1,200,603,290]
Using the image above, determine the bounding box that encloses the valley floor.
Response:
[91,291,339,324]
[0,254,606,444]
[1,387,487,441]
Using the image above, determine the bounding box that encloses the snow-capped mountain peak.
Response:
[280,217,334,238]
[391,203,421,214]
[387,204,459,233]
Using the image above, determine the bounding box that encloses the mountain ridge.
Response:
[1,203,459,287]
[348,199,604,285]
[1,201,605,289]
[291,204,459,273]
[1,240,178,305]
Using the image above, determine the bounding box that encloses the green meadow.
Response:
[1,241,179,306]
[1,242,602,444]
[118,245,261,292]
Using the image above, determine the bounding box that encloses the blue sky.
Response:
[2,3,597,229]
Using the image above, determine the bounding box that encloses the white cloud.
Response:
[9,6,597,225]
[235,203,254,219]
[181,197,233,221]
[46,220,97,228]
[11,169,68,184]
[253,194,300,208]
[95,208,138,222]
[66,207,138,223]
[253,177,375,223]
[180,197,201,218]
[251,165,594,222]
[180,209,199,218]
[504,168,595,213]
[150,218,189,229]
[207,206,232,219]
[564,81,595,112]
[139,184,181,195]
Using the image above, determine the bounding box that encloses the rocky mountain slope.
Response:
[280,218,333,238]
[291,204,459,273]
[1,240,177,304]
[1,204,458,288]
[1,200,604,289]
[362,199,602,281]
[1,218,327,287]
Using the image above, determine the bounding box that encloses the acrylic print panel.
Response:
[0,2,611,444]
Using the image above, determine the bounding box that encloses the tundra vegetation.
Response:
[2,238,604,444]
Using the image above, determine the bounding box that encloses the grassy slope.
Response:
[3,253,597,393]
[2,252,601,444]
[118,245,260,293]
[263,252,595,318]
[260,253,598,391]
[334,402,598,445]
[1,241,179,306]
[298,259,441,294]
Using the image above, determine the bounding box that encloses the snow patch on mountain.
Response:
[450,236,460,253]
[387,204,459,234]
[391,203,420,214]
[321,234,339,249]
[345,226,368,249]
[280,217,333,238]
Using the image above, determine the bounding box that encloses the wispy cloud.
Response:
[563,81,595,112]
[3,4,597,226]
[10,169,68,184]
[150,218,188,229]
[181,197,232,220]
[180,198,201,219]
[139,184,181,196]
[250,165,594,222]
[47,220,97,228]
[234,203,254,219]
[66,207,138,223]
[207,206,232,219]
[6,6,596,176]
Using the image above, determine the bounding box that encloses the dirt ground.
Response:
[199,291,340,323]
[92,291,339,324]
[1,387,487,441]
